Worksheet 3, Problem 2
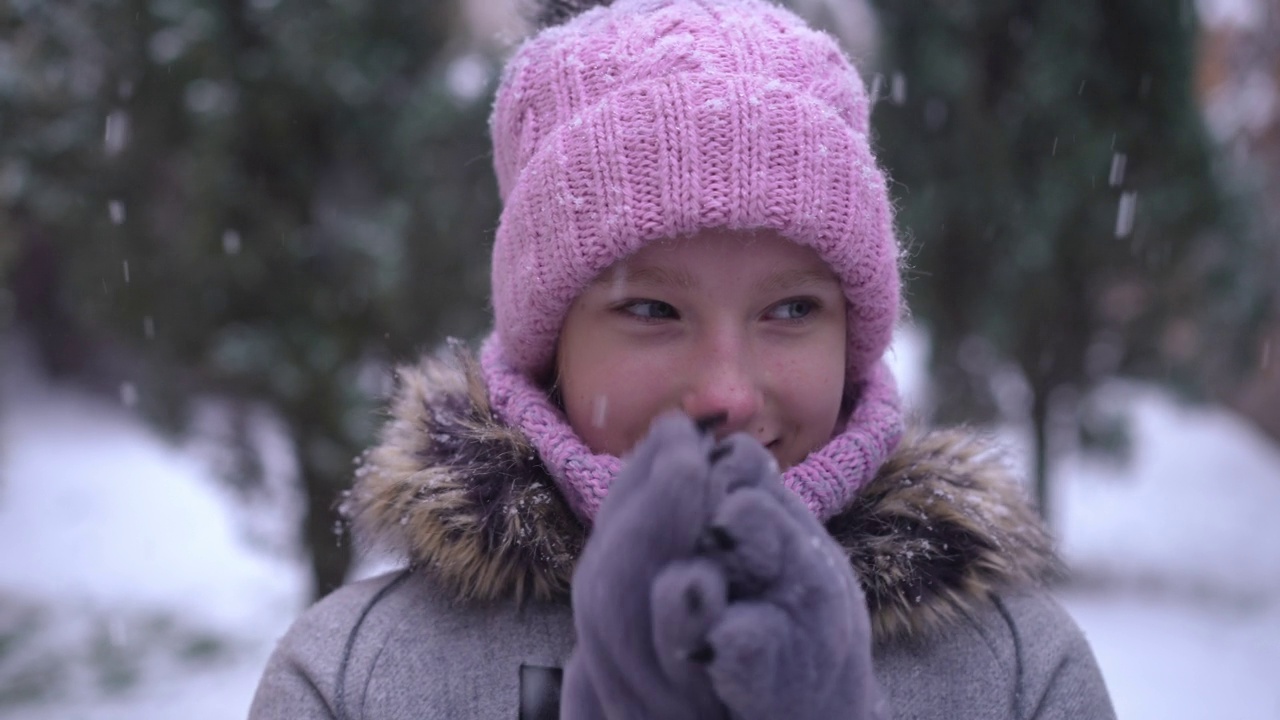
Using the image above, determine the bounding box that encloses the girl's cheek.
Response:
[568,347,684,456]
[771,335,845,426]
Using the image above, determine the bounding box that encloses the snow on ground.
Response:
[0,335,307,719]
[1,327,1278,718]
[1055,383,1280,597]
[1062,588,1280,720]
[891,326,1280,719]
[0,379,303,630]
[1050,384,1280,720]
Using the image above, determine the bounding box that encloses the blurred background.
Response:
[0,0,1277,717]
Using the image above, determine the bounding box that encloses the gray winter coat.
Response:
[248,344,1115,719]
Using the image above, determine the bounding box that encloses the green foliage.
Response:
[0,601,61,705]
[0,596,235,709]
[868,0,1272,517]
[2,0,500,596]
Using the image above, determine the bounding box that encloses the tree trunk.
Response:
[299,457,353,600]
[927,224,1002,427]
[1029,383,1051,527]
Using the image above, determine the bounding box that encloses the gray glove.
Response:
[562,412,885,720]
[562,412,726,720]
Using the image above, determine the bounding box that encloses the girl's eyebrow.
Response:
[591,265,695,289]
[754,268,840,295]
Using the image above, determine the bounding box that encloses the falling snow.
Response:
[1108,153,1127,187]
[592,395,609,429]
[1115,191,1138,238]
[104,110,129,155]
[890,72,906,105]
[118,381,138,408]
[222,230,242,255]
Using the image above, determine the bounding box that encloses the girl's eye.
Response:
[620,300,678,320]
[767,299,817,320]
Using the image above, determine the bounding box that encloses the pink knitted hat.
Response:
[483,0,904,522]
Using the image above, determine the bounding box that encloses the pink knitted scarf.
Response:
[480,333,904,524]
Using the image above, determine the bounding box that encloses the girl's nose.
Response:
[680,348,764,439]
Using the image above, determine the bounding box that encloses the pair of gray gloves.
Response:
[562,413,886,720]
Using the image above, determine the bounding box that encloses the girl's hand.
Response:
[651,431,886,720]
[562,413,728,720]
[563,413,885,720]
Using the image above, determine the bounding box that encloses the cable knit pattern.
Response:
[481,333,904,523]
[490,0,899,383]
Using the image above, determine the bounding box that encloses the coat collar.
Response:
[342,341,1060,643]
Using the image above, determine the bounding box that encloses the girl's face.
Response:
[556,229,847,469]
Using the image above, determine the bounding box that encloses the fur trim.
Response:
[828,428,1061,643]
[344,342,1060,642]
[527,0,614,28]
[343,339,582,603]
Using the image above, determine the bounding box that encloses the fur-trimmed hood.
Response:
[343,341,1060,643]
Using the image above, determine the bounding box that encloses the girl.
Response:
[249,0,1116,718]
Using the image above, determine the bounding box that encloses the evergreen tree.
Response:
[867,0,1272,522]
[2,0,502,598]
